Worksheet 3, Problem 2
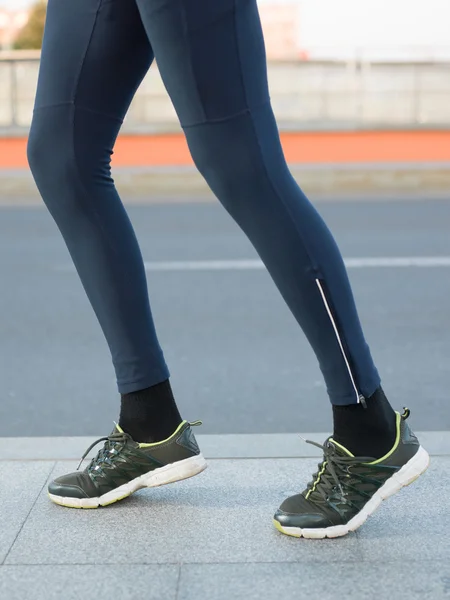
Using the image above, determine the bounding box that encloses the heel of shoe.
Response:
[398,446,430,487]
[142,454,207,489]
[381,446,430,500]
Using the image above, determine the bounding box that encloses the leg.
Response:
[28,0,181,441]
[134,0,428,538]
[31,1,207,509]
[28,0,166,393]
[136,0,379,407]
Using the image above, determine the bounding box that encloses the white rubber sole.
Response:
[49,453,207,509]
[274,445,430,539]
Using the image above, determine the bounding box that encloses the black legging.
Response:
[27,0,380,405]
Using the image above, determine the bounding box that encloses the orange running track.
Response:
[1,130,449,169]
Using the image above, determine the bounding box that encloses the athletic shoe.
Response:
[273,408,429,538]
[48,420,206,508]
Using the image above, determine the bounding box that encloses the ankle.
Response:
[119,380,182,443]
[332,387,397,458]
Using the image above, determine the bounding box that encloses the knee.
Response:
[27,109,77,210]
[28,109,70,182]
[28,106,110,216]
[186,123,260,210]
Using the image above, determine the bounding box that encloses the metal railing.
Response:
[1,50,449,132]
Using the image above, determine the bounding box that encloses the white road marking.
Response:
[143,259,264,271]
[344,256,450,268]
[142,256,450,272]
[58,256,450,272]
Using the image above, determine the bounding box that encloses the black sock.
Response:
[332,387,397,458]
[119,380,182,443]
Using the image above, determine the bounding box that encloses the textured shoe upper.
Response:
[49,420,201,499]
[275,410,420,528]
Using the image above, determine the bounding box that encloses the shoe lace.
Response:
[303,408,410,505]
[303,439,373,505]
[76,432,131,472]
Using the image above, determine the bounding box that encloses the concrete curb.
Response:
[1,164,450,202]
[0,431,448,461]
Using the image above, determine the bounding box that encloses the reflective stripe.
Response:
[315,279,364,404]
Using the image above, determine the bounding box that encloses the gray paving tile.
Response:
[0,434,327,461]
[179,562,450,600]
[0,462,54,564]
[1,431,449,460]
[0,437,95,461]
[358,456,450,560]
[0,565,179,600]
[0,434,329,461]
[5,458,362,565]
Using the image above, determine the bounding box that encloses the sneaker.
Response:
[48,420,207,508]
[273,409,429,539]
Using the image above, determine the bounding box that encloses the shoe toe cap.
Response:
[274,494,334,529]
[48,472,96,499]
[274,508,333,529]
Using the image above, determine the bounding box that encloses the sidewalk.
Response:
[1,432,449,600]
[2,163,450,202]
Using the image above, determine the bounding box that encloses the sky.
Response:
[0,0,34,8]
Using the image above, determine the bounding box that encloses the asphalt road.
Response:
[1,197,450,436]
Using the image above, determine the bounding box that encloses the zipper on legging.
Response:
[315,279,367,407]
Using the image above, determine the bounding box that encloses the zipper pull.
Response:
[359,395,367,408]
